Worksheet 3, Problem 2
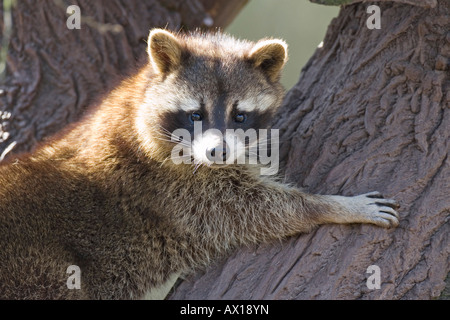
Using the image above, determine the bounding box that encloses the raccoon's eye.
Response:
[234,113,247,123]
[190,112,203,122]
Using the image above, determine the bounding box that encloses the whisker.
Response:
[152,135,192,147]
[192,161,202,174]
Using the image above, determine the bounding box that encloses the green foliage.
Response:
[0,0,15,81]
[310,0,353,5]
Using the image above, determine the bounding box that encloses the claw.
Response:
[375,198,400,209]
[364,191,383,198]
[378,206,399,219]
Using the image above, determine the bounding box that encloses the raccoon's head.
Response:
[136,29,287,170]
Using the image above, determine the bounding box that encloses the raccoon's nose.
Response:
[207,147,228,162]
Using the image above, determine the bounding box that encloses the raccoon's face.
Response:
[137,29,287,168]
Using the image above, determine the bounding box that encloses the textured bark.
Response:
[310,0,437,9]
[1,0,448,300]
[170,1,449,300]
[0,0,247,158]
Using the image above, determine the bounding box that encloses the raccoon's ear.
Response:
[148,29,182,75]
[248,39,288,82]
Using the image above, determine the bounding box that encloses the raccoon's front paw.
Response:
[353,191,400,228]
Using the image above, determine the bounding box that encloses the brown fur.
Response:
[0,29,399,299]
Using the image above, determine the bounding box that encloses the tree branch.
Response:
[310,0,437,8]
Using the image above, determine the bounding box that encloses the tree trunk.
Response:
[1,1,448,300]
[0,0,247,158]
[170,1,449,300]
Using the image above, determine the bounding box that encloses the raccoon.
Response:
[0,29,399,300]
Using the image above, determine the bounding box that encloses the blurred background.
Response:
[226,0,339,90]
